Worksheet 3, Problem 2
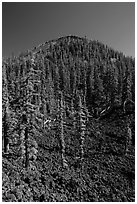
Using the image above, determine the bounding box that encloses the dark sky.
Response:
[2,2,135,58]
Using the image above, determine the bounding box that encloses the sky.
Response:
[2,2,135,58]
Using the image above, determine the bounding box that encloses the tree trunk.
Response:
[25,126,29,168]
[60,92,68,168]
[3,109,9,153]
[78,93,86,163]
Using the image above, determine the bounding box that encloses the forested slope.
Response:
[2,35,135,201]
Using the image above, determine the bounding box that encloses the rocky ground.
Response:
[2,114,135,202]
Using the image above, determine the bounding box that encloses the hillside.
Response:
[2,35,135,202]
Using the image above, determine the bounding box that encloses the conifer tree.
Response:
[2,64,10,153]
[19,58,38,168]
[3,107,10,153]
[59,92,68,168]
[77,90,87,163]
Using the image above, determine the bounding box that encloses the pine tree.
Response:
[20,113,27,162]
[77,90,87,164]
[3,107,10,153]
[2,64,10,153]
[19,58,38,168]
[59,92,68,168]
